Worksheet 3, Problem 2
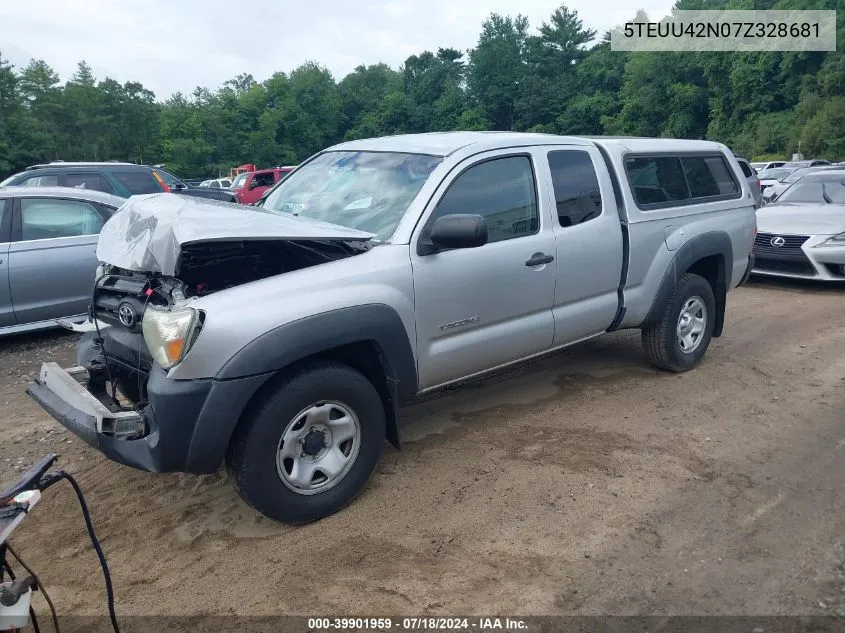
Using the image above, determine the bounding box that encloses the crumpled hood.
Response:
[96,193,374,276]
[756,203,845,236]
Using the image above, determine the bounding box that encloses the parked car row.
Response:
[188,166,298,203]
[0,159,308,336]
[0,162,237,203]
[198,177,232,189]
[230,166,296,204]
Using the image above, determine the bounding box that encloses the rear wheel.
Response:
[642,273,715,372]
[226,361,385,524]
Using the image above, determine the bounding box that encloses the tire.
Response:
[641,272,716,372]
[226,361,386,524]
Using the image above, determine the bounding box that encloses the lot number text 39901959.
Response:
[308,617,529,630]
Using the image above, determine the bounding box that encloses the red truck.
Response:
[230,166,296,204]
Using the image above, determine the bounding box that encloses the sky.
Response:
[0,0,673,100]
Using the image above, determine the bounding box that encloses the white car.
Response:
[197,178,232,189]
[753,171,845,281]
[763,166,845,203]
[758,166,801,198]
[751,161,786,171]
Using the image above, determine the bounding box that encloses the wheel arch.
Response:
[184,305,417,473]
[640,232,733,338]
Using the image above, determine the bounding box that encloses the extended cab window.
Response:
[626,156,689,206]
[547,151,603,227]
[431,156,538,243]
[20,198,104,240]
[625,153,740,208]
[683,156,739,197]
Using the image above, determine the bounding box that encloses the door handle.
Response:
[525,252,554,267]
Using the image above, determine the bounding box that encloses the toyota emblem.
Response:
[770,236,786,247]
[117,303,137,327]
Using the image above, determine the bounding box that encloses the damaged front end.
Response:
[26,193,376,472]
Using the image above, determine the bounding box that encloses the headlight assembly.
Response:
[814,231,845,247]
[141,306,202,369]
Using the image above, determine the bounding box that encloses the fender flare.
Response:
[184,305,418,472]
[216,304,417,396]
[641,232,733,337]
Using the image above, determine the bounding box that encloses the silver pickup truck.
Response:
[27,132,757,523]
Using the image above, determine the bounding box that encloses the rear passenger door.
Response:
[539,146,625,346]
[8,197,107,324]
[0,199,13,327]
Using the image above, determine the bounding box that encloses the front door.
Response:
[8,197,105,324]
[411,150,557,390]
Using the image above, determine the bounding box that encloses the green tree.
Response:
[467,13,531,130]
[517,5,596,129]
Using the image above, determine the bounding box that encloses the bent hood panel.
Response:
[96,193,374,275]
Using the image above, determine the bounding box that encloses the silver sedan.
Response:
[753,172,845,281]
[0,186,125,335]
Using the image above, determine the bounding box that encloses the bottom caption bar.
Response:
[34,616,845,632]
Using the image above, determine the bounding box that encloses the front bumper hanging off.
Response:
[26,360,271,476]
[27,362,210,474]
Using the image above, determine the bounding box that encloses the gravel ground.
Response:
[0,279,843,631]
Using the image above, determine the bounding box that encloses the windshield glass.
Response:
[779,176,845,204]
[232,173,249,189]
[0,173,21,187]
[261,151,442,240]
[782,167,832,184]
[783,168,814,184]
[761,168,795,181]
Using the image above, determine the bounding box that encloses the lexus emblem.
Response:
[117,303,137,327]
[770,236,786,247]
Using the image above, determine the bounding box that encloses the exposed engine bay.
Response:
[85,238,366,407]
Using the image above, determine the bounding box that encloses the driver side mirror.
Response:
[421,214,488,255]
[248,180,262,190]
[171,182,188,191]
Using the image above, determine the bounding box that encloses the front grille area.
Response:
[753,233,816,276]
[754,257,817,276]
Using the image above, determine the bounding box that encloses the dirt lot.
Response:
[1,279,844,628]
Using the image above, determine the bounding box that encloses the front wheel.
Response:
[641,272,716,372]
[226,362,386,524]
